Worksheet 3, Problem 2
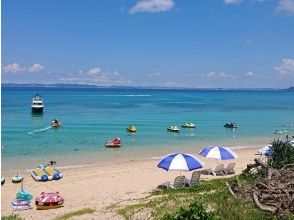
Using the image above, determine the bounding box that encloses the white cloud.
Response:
[2,63,45,73]
[2,63,26,73]
[148,72,161,77]
[224,0,242,5]
[27,64,45,73]
[87,67,103,76]
[245,71,254,76]
[275,58,294,75]
[201,71,235,79]
[129,0,174,14]
[276,0,294,14]
[61,67,132,85]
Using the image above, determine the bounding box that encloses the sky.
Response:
[2,0,294,88]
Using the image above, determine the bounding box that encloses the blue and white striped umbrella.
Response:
[157,153,204,171]
[258,145,273,156]
[199,146,238,160]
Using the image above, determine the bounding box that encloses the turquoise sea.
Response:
[2,87,294,170]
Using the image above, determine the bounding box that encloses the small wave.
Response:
[230,145,260,150]
[26,164,95,172]
[99,94,151,97]
[27,126,51,135]
[150,156,164,160]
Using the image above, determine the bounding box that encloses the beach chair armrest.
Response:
[201,169,214,175]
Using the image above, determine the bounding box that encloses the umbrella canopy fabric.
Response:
[199,146,238,160]
[157,153,204,171]
[258,145,273,156]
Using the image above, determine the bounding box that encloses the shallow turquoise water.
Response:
[2,87,294,170]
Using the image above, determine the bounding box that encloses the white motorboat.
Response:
[31,94,44,113]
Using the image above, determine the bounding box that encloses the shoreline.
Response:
[1,146,261,219]
[1,144,265,173]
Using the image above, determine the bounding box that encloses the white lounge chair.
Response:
[185,171,201,186]
[201,164,225,176]
[223,163,236,175]
[157,176,185,189]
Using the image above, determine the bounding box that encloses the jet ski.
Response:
[167,125,180,132]
[182,122,196,128]
[127,125,137,132]
[105,137,121,148]
[51,119,61,128]
[224,122,237,128]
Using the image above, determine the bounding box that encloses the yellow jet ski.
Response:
[127,125,137,132]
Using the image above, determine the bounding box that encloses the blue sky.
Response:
[2,0,294,88]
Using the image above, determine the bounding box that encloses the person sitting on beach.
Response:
[48,160,56,165]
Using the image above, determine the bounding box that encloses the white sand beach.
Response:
[1,146,261,219]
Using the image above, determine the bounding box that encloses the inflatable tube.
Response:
[12,200,30,206]
[12,204,31,211]
[35,192,64,210]
[36,204,63,210]
[12,174,23,183]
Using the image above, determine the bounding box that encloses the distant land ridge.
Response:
[1,83,293,91]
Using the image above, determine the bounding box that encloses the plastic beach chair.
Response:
[223,163,236,175]
[201,164,225,176]
[157,176,185,189]
[185,171,201,186]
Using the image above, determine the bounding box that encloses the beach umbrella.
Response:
[199,146,238,160]
[157,153,204,172]
[258,145,273,156]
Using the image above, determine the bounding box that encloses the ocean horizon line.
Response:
[2,83,294,91]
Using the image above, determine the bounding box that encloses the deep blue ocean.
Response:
[2,87,294,170]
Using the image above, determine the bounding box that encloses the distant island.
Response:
[1,83,293,91]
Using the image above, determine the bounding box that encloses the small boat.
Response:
[281,128,288,133]
[224,122,237,128]
[51,119,62,128]
[43,166,63,180]
[12,173,24,183]
[127,125,137,132]
[105,137,121,148]
[31,166,52,182]
[273,130,283,135]
[35,192,64,210]
[182,122,196,128]
[31,94,44,113]
[1,176,5,185]
[167,125,180,132]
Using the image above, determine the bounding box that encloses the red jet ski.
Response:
[51,119,62,128]
[105,137,121,148]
